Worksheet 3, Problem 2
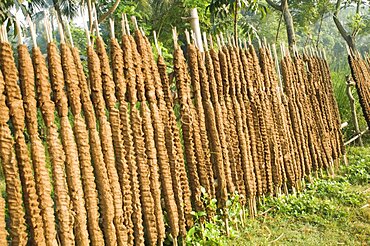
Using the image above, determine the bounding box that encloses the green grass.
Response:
[186,147,370,245]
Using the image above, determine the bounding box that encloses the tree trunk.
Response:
[98,0,121,23]
[333,16,356,50]
[275,13,283,43]
[333,0,357,51]
[266,0,296,48]
[52,0,65,33]
[282,0,295,48]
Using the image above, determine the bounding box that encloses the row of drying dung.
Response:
[0,20,197,246]
[173,32,345,218]
[348,53,370,129]
[0,17,344,245]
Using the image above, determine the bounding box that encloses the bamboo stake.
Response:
[65,22,74,47]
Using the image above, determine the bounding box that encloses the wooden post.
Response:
[346,75,363,146]
[189,8,204,52]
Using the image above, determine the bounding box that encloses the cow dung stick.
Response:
[0,53,28,246]
[48,27,90,243]
[1,27,47,245]
[19,23,58,244]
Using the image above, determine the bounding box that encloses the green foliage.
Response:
[70,23,88,55]
[0,0,15,24]
[343,147,370,184]
[186,147,370,245]
[185,192,243,246]
[306,180,366,206]
[207,0,268,35]
[261,192,345,218]
[349,13,366,35]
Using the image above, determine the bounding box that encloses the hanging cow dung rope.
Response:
[303,50,327,175]
[128,24,163,244]
[110,28,134,245]
[18,41,57,245]
[241,44,267,197]
[134,28,180,244]
[0,30,46,246]
[95,34,128,245]
[280,49,305,187]
[290,51,312,178]
[236,42,257,199]
[311,49,338,174]
[258,45,283,194]
[248,44,274,194]
[88,38,125,246]
[350,53,370,128]
[33,41,75,245]
[321,52,345,161]
[33,20,76,244]
[47,37,90,244]
[231,42,258,202]
[203,36,230,209]
[60,40,104,245]
[308,51,332,173]
[240,44,269,195]
[186,41,214,198]
[156,43,193,236]
[121,29,146,246]
[230,42,257,216]
[211,40,244,201]
[76,30,117,245]
[172,29,204,213]
[0,66,28,246]
[261,45,289,191]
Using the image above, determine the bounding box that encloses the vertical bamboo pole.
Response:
[189,8,204,53]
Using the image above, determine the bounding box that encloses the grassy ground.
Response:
[186,147,370,245]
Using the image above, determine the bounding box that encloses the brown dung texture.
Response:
[96,37,128,245]
[122,34,146,246]
[157,54,192,235]
[110,37,135,245]
[60,43,104,245]
[47,42,90,245]
[187,44,213,197]
[0,68,28,246]
[0,41,46,245]
[173,46,203,212]
[130,34,162,245]
[135,31,179,241]
[75,46,117,246]
[18,44,56,245]
[201,47,229,207]
[88,44,125,246]
[0,196,7,245]
[33,46,75,245]
[211,48,243,199]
